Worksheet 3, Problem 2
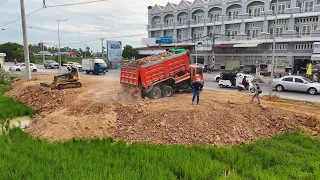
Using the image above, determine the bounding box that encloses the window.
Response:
[310,1,314,11]
[287,3,291,8]
[283,77,293,82]
[318,0,320,5]
[314,25,318,31]
[247,30,250,37]
[297,2,302,11]
[295,78,304,83]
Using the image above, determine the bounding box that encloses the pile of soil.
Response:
[7,75,120,141]
[115,92,320,146]
[7,75,320,145]
[124,52,174,68]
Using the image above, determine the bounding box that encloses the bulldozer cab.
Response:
[190,65,204,83]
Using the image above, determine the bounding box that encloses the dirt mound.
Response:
[115,92,320,146]
[8,75,120,141]
[7,74,320,145]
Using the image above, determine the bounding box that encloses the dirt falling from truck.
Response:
[117,84,141,101]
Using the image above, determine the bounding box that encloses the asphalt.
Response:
[4,62,320,102]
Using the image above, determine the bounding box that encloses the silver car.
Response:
[272,76,320,95]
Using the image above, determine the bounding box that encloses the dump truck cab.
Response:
[190,64,204,84]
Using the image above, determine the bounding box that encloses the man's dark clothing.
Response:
[191,81,203,104]
[191,81,203,92]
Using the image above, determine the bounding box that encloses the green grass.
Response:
[0,84,36,124]
[0,84,11,96]
[0,130,319,179]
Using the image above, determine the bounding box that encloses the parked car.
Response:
[44,60,59,69]
[272,76,320,95]
[9,63,37,72]
[64,62,83,72]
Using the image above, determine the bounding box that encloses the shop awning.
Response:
[233,43,261,48]
[213,44,234,48]
[311,54,320,61]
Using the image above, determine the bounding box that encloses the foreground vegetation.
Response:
[0,71,36,124]
[0,130,319,179]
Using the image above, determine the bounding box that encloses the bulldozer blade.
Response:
[40,82,52,91]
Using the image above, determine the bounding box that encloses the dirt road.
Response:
[7,74,320,146]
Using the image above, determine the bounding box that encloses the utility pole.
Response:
[84,44,87,58]
[57,19,68,72]
[20,0,31,81]
[100,38,105,60]
[42,41,45,63]
[269,0,279,96]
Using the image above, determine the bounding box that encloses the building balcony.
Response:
[190,19,205,27]
[147,24,162,31]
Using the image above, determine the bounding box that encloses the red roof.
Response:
[186,1,193,5]
[172,3,177,7]
[159,5,164,9]
[70,52,77,55]
[203,0,209,3]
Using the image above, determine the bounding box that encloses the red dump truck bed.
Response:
[120,52,191,89]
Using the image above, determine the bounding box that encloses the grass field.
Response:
[0,130,319,179]
[0,84,36,124]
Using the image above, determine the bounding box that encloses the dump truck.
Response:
[120,49,204,99]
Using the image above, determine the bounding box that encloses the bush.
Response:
[0,69,11,84]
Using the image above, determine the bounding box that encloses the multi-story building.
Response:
[147,0,320,73]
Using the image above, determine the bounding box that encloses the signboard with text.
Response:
[156,36,173,44]
[107,40,122,61]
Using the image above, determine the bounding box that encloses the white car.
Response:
[272,76,320,95]
[65,62,82,71]
[9,63,37,72]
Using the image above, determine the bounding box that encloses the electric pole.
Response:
[84,44,87,58]
[20,0,31,81]
[100,38,105,60]
[42,41,45,63]
[269,0,279,96]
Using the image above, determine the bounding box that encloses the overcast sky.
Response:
[0,0,180,52]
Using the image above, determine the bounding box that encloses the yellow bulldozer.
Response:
[40,66,82,90]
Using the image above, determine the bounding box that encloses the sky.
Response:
[0,0,180,52]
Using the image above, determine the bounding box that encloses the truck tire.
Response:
[162,86,173,97]
[148,87,161,99]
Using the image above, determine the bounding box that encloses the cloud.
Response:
[0,0,181,51]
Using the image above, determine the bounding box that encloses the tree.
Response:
[0,42,24,61]
[122,45,138,60]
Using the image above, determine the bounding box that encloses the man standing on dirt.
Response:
[250,82,261,104]
[192,78,203,105]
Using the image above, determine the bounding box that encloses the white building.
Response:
[147,0,320,73]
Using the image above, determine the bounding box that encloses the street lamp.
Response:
[56,19,69,72]
[195,42,202,64]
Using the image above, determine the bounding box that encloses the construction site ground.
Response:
[7,74,320,146]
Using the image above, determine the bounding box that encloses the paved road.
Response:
[5,62,320,102]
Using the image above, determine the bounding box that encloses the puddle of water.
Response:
[0,116,33,134]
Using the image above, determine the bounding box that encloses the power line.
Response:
[0,0,109,28]
[0,0,8,6]
[46,0,109,8]
[0,7,44,28]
